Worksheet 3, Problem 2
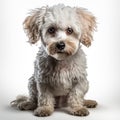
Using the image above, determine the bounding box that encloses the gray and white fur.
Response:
[11,4,97,117]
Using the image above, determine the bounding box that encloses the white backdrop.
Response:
[0,0,120,120]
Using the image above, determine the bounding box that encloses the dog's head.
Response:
[23,4,96,60]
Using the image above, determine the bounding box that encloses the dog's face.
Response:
[41,7,81,60]
[23,5,96,60]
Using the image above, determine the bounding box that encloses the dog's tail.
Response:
[10,95,28,107]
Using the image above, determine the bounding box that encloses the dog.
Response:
[11,4,97,117]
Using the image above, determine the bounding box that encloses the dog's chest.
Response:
[49,61,81,96]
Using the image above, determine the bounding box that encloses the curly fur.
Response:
[11,4,97,117]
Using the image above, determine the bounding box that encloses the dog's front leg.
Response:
[67,83,89,116]
[34,83,55,117]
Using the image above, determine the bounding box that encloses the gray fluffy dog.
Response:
[11,4,97,117]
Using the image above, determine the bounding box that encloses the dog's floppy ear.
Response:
[23,7,46,44]
[76,8,97,47]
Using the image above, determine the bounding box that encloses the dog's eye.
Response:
[47,27,56,34]
[66,28,73,35]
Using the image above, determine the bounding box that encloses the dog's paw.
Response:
[84,100,97,108]
[69,107,89,116]
[10,95,28,107]
[34,106,54,117]
[17,101,37,110]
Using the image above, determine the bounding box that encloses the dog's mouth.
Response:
[49,48,74,56]
[57,51,65,54]
[57,52,63,54]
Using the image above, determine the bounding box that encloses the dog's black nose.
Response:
[56,42,65,50]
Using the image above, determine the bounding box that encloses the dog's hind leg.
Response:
[83,99,97,108]
[11,75,37,110]
[10,95,28,107]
